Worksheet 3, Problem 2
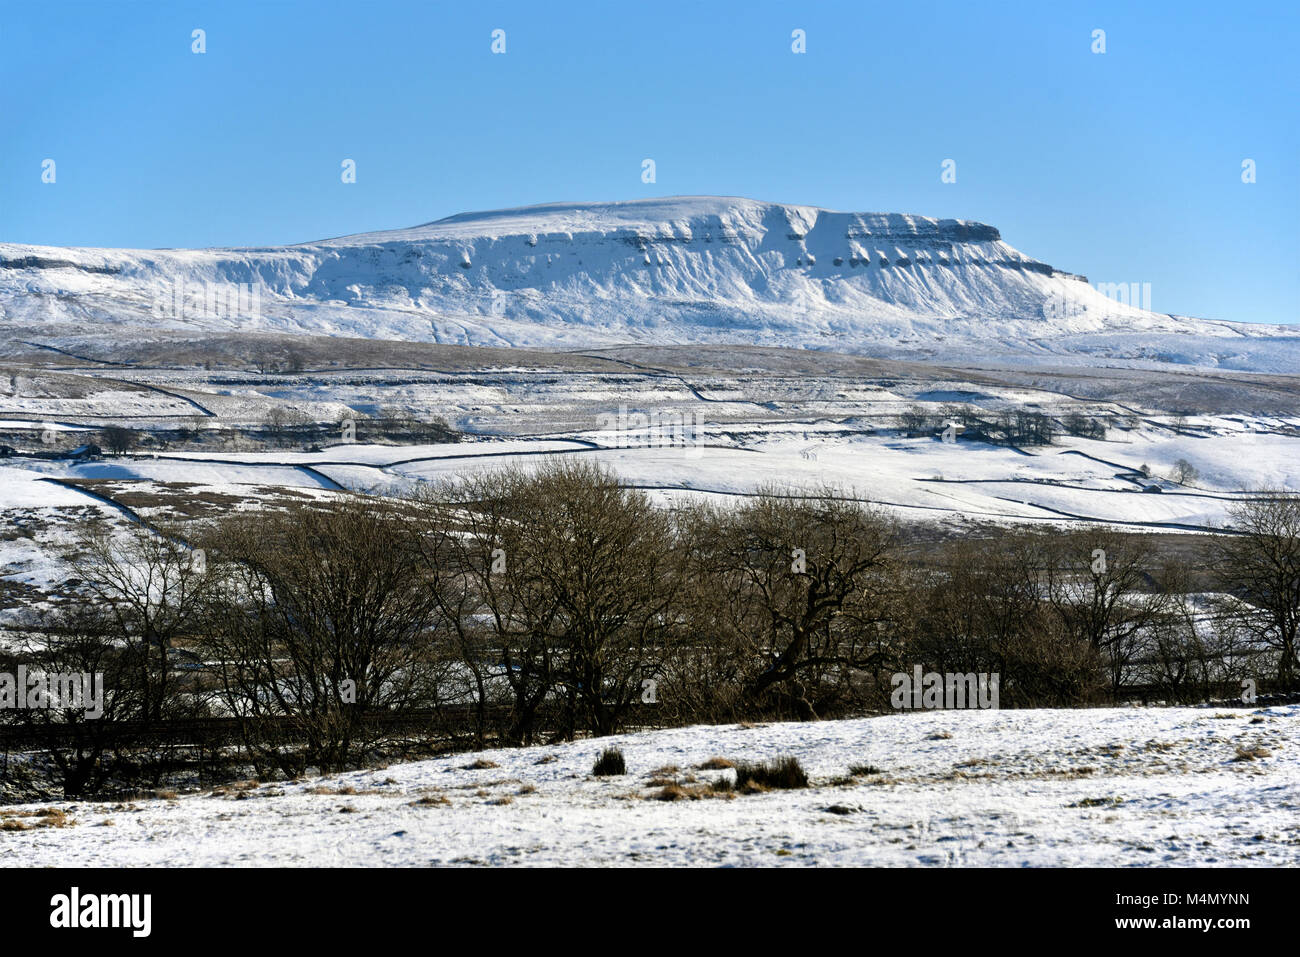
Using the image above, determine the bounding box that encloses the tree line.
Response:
[4,459,1297,795]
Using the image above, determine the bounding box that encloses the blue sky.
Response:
[2,0,1296,325]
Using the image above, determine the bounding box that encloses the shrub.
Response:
[593,748,626,776]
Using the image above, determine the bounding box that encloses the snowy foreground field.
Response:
[4,706,1296,867]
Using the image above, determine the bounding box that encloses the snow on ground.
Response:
[57,460,331,488]
[0,467,110,510]
[0,421,94,432]
[4,424,1296,538]
[154,439,592,466]
[3,706,1295,867]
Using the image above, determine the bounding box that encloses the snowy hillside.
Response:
[3,197,1296,370]
[3,706,1296,866]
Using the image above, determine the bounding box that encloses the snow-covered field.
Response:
[3,706,1295,867]
[3,424,1295,533]
[2,343,1297,628]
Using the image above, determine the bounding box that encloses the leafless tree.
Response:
[1170,458,1199,486]
[907,532,1111,707]
[100,425,137,455]
[413,459,681,740]
[1215,492,1300,688]
[67,522,214,723]
[1039,528,1173,695]
[199,497,443,774]
[897,406,934,436]
[262,407,313,447]
[694,488,900,718]
[4,607,149,797]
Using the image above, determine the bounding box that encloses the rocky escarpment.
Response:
[0,196,1294,370]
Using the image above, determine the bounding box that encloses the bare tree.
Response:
[200,498,443,774]
[911,533,1107,707]
[1215,492,1300,688]
[262,407,313,447]
[1039,528,1172,696]
[412,469,561,745]
[5,607,150,797]
[414,460,680,740]
[67,522,214,723]
[1063,411,1105,439]
[100,425,137,455]
[697,488,899,718]
[897,406,934,436]
[1171,458,1199,486]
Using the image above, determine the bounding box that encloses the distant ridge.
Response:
[1,196,1295,372]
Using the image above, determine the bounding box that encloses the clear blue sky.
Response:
[2,0,1296,325]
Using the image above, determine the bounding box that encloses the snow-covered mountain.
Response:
[2,196,1296,370]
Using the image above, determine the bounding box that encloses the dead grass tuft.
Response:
[592,748,626,776]
[650,782,726,801]
[1233,745,1271,762]
[696,757,735,770]
[411,794,450,807]
[0,807,77,830]
[1070,796,1123,808]
[733,755,808,791]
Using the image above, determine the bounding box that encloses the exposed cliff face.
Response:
[0,196,1295,370]
[297,200,1071,329]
